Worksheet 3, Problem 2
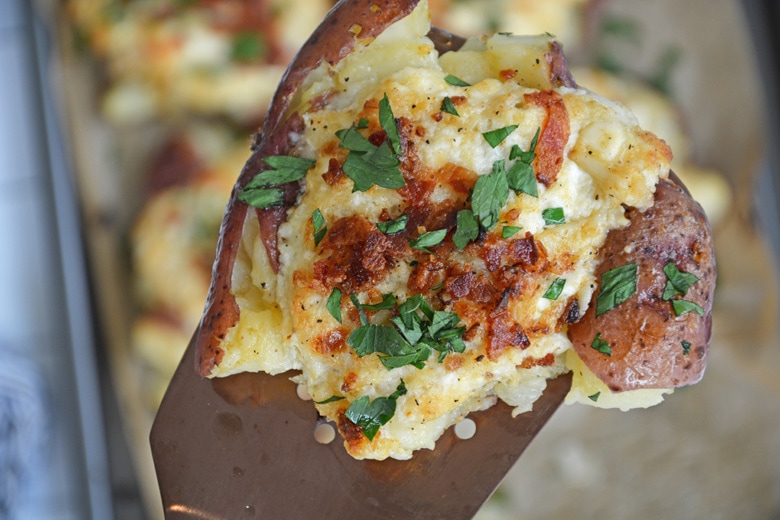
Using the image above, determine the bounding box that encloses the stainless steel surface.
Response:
[151,336,570,519]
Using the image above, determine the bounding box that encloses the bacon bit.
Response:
[444,355,464,371]
[519,353,556,369]
[313,328,348,354]
[432,112,444,122]
[450,95,467,106]
[523,90,570,187]
[322,157,344,186]
[408,255,445,292]
[499,69,517,81]
[338,410,366,448]
[445,271,476,299]
[415,126,427,137]
[507,233,540,266]
[341,372,358,393]
[488,314,530,360]
[435,162,478,197]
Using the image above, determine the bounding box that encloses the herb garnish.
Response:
[588,391,601,402]
[312,209,327,246]
[661,261,703,316]
[681,340,692,355]
[237,155,316,208]
[502,225,521,239]
[345,381,407,441]
[440,96,460,117]
[590,332,612,356]
[543,278,566,300]
[506,127,540,197]
[482,125,518,148]
[336,95,405,192]
[326,287,343,323]
[409,229,448,252]
[542,207,565,225]
[453,210,479,250]
[444,74,471,87]
[314,395,345,405]
[471,160,510,231]
[376,214,408,234]
[595,263,638,317]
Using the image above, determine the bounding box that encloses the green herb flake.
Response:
[347,323,413,358]
[410,229,447,252]
[453,210,479,250]
[361,293,397,311]
[681,340,692,355]
[542,207,565,225]
[440,96,459,117]
[543,278,566,300]
[314,395,345,405]
[344,381,407,441]
[590,333,612,356]
[231,32,267,62]
[595,263,638,317]
[444,74,471,87]
[471,160,510,231]
[236,187,285,209]
[588,391,601,402]
[501,225,521,239]
[672,300,704,317]
[662,261,699,300]
[312,209,327,246]
[337,121,405,192]
[506,160,538,198]
[376,214,408,234]
[237,155,316,209]
[326,287,343,323]
[379,93,402,155]
[482,125,518,148]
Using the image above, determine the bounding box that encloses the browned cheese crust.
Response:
[567,174,715,391]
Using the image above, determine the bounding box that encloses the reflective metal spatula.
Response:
[150,334,570,519]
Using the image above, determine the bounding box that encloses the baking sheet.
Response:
[44,0,780,518]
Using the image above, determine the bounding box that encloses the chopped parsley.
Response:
[471,160,510,231]
[671,300,705,317]
[444,74,471,87]
[542,207,565,225]
[588,391,601,402]
[440,96,460,116]
[661,261,703,317]
[595,263,638,317]
[409,229,448,252]
[453,210,479,250]
[681,340,692,355]
[361,293,397,311]
[482,125,518,148]
[376,214,408,234]
[326,287,343,323]
[312,209,327,246]
[345,381,407,441]
[506,127,540,197]
[543,278,566,300]
[237,155,316,208]
[379,93,402,155]
[590,333,612,356]
[231,32,267,62]
[502,225,521,239]
[314,395,345,405]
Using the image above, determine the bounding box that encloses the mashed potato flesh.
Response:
[210,1,671,460]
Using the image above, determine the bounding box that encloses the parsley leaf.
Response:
[595,263,638,317]
[376,214,408,234]
[231,32,267,62]
[327,287,343,323]
[379,93,402,155]
[454,210,479,250]
[542,207,565,225]
[361,293,397,311]
[472,160,509,231]
[502,225,521,239]
[672,300,704,317]
[588,391,601,402]
[410,229,448,252]
[543,278,566,300]
[345,381,407,441]
[237,155,315,208]
[337,121,405,192]
[506,161,537,198]
[444,74,471,87]
[482,125,518,148]
[314,395,345,404]
[590,332,612,356]
[440,96,459,116]
[662,261,699,300]
[312,209,327,246]
[509,127,540,163]
[681,340,692,355]
[347,324,413,358]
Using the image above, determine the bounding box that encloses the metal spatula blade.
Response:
[150,334,570,519]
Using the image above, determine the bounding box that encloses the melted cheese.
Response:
[210,1,672,459]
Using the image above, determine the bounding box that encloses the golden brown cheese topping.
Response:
[208,2,673,460]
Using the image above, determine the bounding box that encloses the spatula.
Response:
[150,25,572,520]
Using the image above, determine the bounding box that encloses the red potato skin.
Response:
[196,0,422,376]
[567,174,715,392]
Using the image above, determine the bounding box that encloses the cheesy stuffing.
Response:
[210,1,672,460]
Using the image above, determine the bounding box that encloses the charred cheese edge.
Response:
[208,1,673,460]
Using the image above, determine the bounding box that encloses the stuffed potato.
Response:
[194,0,715,459]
